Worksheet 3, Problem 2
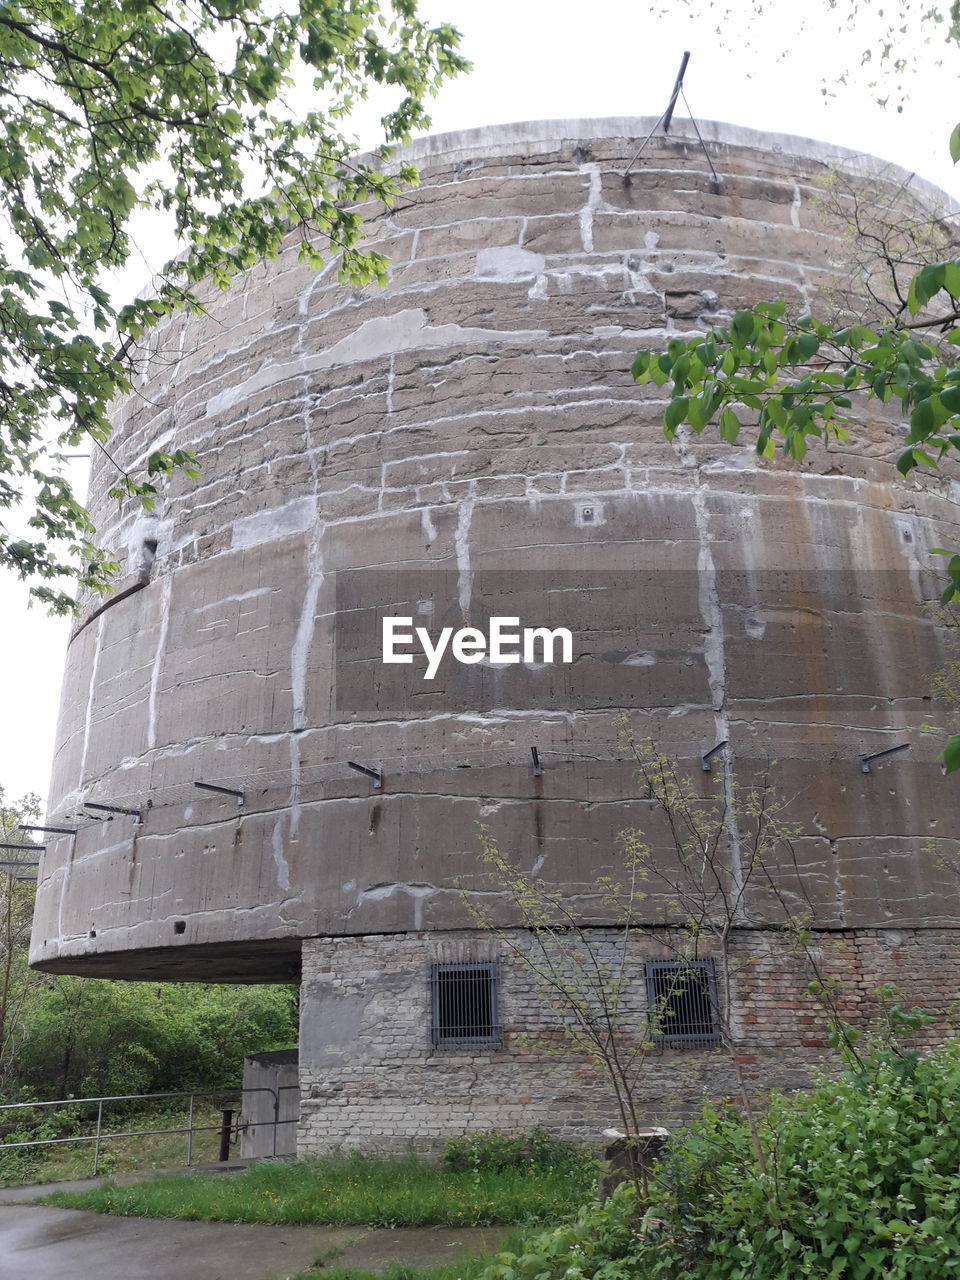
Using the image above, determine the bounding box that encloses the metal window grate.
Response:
[645,960,721,1047]
[430,962,500,1046]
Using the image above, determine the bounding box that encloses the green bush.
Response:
[480,1186,645,1280]
[482,1040,960,1280]
[443,1128,591,1176]
[0,1104,85,1185]
[14,979,298,1100]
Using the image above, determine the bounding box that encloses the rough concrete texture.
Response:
[298,926,960,1153]
[30,118,960,980]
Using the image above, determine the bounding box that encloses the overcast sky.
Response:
[2,0,957,805]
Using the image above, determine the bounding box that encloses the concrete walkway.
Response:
[0,1204,363,1280]
[0,1175,515,1280]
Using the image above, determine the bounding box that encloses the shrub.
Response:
[480,1185,645,1280]
[443,1128,592,1176]
[481,1039,960,1280]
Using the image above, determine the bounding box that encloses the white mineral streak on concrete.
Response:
[744,611,767,640]
[297,264,333,323]
[475,246,545,281]
[147,575,172,752]
[675,429,745,903]
[288,735,303,843]
[420,507,437,542]
[622,652,657,666]
[231,496,317,550]
[455,481,477,618]
[291,526,325,734]
[271,818,291,892]
[196,587,272,612]
[76,614,104,807]
[121,427,176,479]
[205,309,550,418]
[357,882,437,929]
[53,835,77,950]
[578,163,601,254]
[790,183,803,230]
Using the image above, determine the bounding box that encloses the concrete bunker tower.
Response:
[31,119,960,1149]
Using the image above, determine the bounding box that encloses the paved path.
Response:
[0,1205,363,1280]
[0,1193,513,1280]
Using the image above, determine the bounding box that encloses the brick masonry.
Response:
[297,927,960,1152]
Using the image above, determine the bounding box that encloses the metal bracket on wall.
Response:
[701,740,728,772]
[623,51,722,194]
[84,801,143,822]
[194,781,245,806]
[531,747,543,778]
[860,743,910,774]
[348,761,382,790]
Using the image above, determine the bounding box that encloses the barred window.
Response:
[430,962,499,1046]
[645,959,721,1047]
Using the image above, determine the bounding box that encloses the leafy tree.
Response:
[15,978,297,1099]
[0,788,41,1092]
[632,8,960,766]
[0,0,466,611]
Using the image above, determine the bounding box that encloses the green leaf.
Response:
[941,735,960,773]
[719,408,741,443]
[687,395,710,432]
[913,263,946,310]
[796,333,820,361]
[910,398,937,439]
[944,262,960,300]
[732,310,756,344]
[951,122,960,165]
[912,448,940,469]
[664,397,689,434]
[631,351,650,380]
[896,448,917,476]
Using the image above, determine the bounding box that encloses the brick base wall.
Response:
[297,927,960,1154]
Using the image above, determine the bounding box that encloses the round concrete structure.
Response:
[31,118,960,985]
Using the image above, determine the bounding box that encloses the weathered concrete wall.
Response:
[240,1048,298,1158]
[30,118,960,981]
[297,928,960,1153]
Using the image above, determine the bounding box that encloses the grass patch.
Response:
[291,1230,530,1280]
[45,1150,596,1226]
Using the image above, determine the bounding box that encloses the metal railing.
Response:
[0,1084,299,1177]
